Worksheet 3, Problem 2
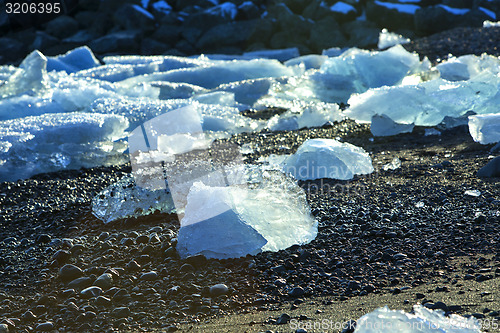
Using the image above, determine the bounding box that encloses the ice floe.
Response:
[2,44,500,182]
[468,113,500,144]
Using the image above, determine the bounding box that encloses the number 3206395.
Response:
[6,2,61,14]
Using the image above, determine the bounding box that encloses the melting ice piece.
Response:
[0,112,128,182]
[284,55,328,70]
[371,114,414,136]
[243,47,300,62]
[92,176,175,223]
[468,113,500,144]
[177,170,317,259]
[378,28,410,49]
[383,157,402,171]
[282,139,374,180]
[354,305,481,333]
[46,46,100,73]
[464,189,481,197]
[0,50,49,98]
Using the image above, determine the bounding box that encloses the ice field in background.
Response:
[1,39,499,182]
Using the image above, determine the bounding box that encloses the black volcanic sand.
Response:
[0,31,499,333]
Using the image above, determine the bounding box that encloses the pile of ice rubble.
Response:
[353,305,482,333]
[1,43,500,258]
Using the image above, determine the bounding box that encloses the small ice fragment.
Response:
[371,114,414,137]
[424,128,441,136]
[283,139,374,180]
[383,157,401,171]
[468,113,500,144]
[378,28,410,49]
[354,305,481,333]
[484,20,500,27]
[464,189,481,197]
[415,201,425,208]
[92,176,175,223]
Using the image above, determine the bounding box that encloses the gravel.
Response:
[0,29,499,332]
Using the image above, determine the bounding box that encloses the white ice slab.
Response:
[282,139,374,180]
[469,113,500,144]
[46,46,100,73]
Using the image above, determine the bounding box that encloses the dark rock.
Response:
[237,1,261,20]
[431,301,448,311]
[89,30,141,54]
[114,4,156,31]
[68,277,92,289]
[112,306,131,318]
[59,264,83,282]
[36,234,51,244]
[141,38,168,55]
[341,20,380,48]
[302,0,332,20]
[276,313,291,325]
[366,0,418,30]
[88,12,113,36]
[329,1,359,23]
[45,15,79,39]
[289,286,305,297]
[196,20,258,51]
[35,322,54,331]
[184,254,208,268]
[0,37,26,63]
[79,0,100,11]
[152,24,182,45]
[308,17,347,52]
[341,320,357,333]
[52,250,71,264]
[94,273,113,289]
[209,283,229,297]
[477,156,500,178]
[140,271,158,281]
[415,6,491,34]
[81,286,102,299]
[32,31,59,52]
[181,5,235,45]
[175,0,216,11]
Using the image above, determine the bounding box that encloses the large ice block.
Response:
[354,305,481,333]
[469,113,500,144]
[176,170,317,258]
[282,139,374,180]
[370,114,415,136]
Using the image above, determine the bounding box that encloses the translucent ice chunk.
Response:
[284,54,328,70]
[177,170,317,258]
[354,305,481,333]
[153,81,207,100]
[468,113,500,144]
[383,157,402,170]
[0,112,128,181]
[215,77,283,105]
[46,46,100,73]
[377,28,410,49]
[371,114,414,136]
[92,176,175,223]
[119,58,299,89]
[243,47,300,62]
[320,45,424,94]
[282,139,374,180]
[346,76,499,127]
[0,50,49,98]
